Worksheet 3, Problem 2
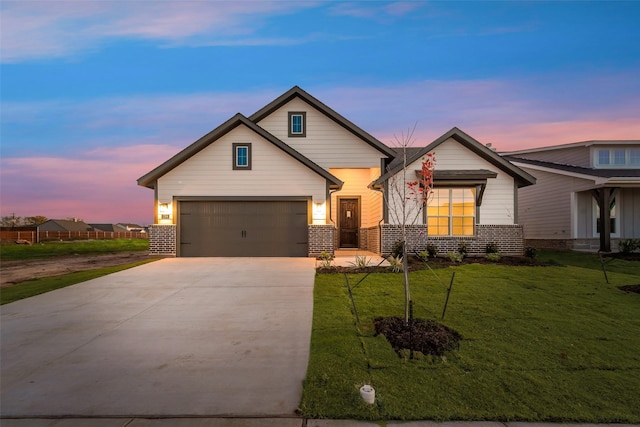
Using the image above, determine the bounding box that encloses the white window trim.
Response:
[288,112,306,137]
[427,188,476,237]
[233,143,251,170]
[593,147,640,169]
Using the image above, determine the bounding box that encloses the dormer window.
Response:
[288,112,306,137]
[594,147,640,168]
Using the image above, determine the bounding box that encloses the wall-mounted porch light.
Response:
[312,201,326,225]
[158,202,172,222]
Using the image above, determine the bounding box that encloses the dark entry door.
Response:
[339,198,359,248]
[179,201,308,257]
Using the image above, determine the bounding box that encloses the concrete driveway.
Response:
[1,257,316,418]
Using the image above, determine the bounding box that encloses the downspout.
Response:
[369,181,386,255]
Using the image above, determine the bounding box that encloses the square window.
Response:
[233,143,251,170]
[630,149,640,165]
[288,112,306,137]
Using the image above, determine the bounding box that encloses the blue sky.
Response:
[1,1,639,225]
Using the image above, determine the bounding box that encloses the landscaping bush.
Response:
[485,242,499,254]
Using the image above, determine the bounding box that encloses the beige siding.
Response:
[257,98,386,169]
[518,167,596,239]
[516,147,590,167]
[385,138,517,226]
[430,138,516,225]
[330,168,382,228]
[620,188,640,238]
[157,125,327,215]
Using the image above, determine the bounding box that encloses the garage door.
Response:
[179,201,308,257]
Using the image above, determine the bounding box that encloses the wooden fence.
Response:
[0,230,148,243]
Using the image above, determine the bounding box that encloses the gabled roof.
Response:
[90,223,128,233]
[249,86,397,158]
[41,219,92,232]
[372,127,536,188]
[137,113,343,190]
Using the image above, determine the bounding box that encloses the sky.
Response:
[1,1,639,226]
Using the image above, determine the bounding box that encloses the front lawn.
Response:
[301,260,640,422]
[0,238,149,261]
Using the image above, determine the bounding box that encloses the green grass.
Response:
[537,249,640,276]
[0,259,159,305]
[301,260,640,422]
[0,238,149,261]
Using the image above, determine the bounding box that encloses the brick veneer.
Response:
[380,224,428,255]
[308,225,335,257]
[148,224,176,256]
[381,224,524,256]
[360,226,381,254]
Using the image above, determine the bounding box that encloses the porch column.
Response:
[591,187,615,252]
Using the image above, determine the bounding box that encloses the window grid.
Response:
[595,148,640,168]
[232,143,251,170]
[427,188,475,236]
[288,112,306,137]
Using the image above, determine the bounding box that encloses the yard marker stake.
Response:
[344,273,360,325]
[598,252,610,284]
[441,272,455,320]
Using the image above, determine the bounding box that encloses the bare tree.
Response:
[384,126,436,324]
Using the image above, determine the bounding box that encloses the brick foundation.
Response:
[380,224,428,255]
[148,224,177,256]
[526,238,625,252]
[380,224,525,256]
[309,225,335,257]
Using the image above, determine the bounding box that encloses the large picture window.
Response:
[427,188,475,236]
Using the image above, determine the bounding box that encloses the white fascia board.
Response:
[510,161,598,183]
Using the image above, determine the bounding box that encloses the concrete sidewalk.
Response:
[0,418,637,426]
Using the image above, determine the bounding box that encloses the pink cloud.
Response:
[317,76,639,151]
[0,144,177,225]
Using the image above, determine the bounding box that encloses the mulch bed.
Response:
[618,284,640,294]
[374,316,462,357]
[317,255,539,274]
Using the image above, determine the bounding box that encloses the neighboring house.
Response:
[116,223,146,233]
[90,223,129,233]
[138,86,535,257]
[39,219,92,232]
[504,140,640,252]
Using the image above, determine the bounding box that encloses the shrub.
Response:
[348,255,371,269]
[618,239,640,254]
[426,243,438,258]
[524,246,537,259]
[391,240,404,258]
[418,251,429,261]
[457,241,468,256]
[318,251,333,268]
[486,253,501,262]
[446,251,463,263]
[485,242,499,254]
[387,255,403,273]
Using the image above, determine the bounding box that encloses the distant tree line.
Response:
[1,214,49,227]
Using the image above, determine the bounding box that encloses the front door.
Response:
[339,198,359,248]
